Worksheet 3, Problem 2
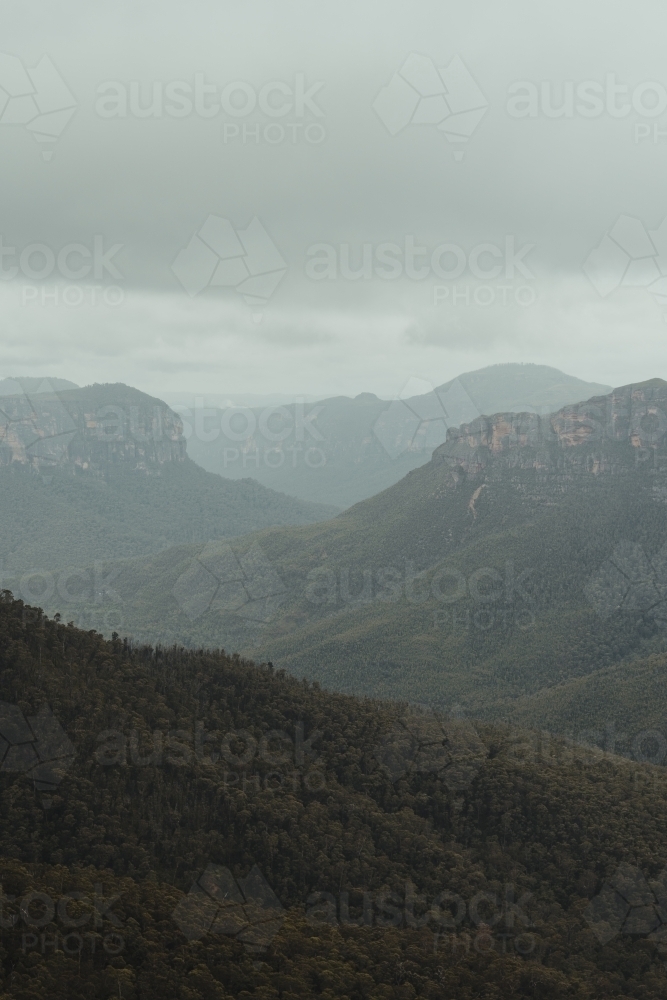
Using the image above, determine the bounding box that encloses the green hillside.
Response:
[59,466,666,718]
[0,460,337,576]
[505,650,667,744]
[2,592,667,997]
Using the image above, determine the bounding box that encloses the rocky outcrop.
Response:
[433,379,667,477]
[0,382,186,472]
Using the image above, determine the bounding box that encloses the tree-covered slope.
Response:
[504,649,667,742]
[2,593,667,997]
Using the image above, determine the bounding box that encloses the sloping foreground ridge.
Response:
[1,593,667,996]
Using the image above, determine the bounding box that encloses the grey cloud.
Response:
[0,0,665,395]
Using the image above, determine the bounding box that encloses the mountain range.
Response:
[53,378,667,747]
[3,370,666,749]
[176,364,612,508]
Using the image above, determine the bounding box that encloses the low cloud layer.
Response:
[1,0,665,397]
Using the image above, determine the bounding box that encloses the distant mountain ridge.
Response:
[452,362,611,416]
[0,376,79,395]
[181,363,612,508]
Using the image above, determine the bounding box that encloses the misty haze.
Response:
[0,3,666,998]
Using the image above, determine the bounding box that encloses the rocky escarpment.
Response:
[433,378,667,478]
[0,382,186,473]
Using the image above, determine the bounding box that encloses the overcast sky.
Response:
[1,0,666,399]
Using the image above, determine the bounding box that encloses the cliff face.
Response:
[0,383,186,472]
[432,379,667,477]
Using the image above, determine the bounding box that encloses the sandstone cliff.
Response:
[0,382,186,472]
[433,379,667,478]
